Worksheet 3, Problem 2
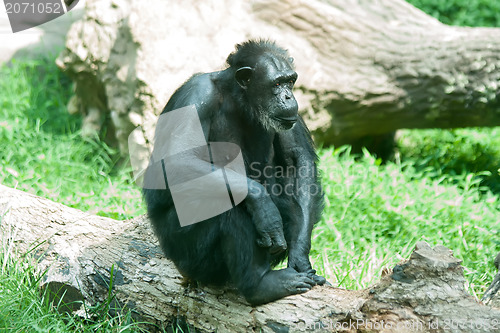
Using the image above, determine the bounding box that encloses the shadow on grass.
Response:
[397,128,500,195]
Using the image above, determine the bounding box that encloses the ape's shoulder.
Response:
[185,72,219,95]
[162,72,221,114]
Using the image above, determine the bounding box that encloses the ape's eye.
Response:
[275,83,280,86]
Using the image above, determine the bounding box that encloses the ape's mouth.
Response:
[274,116,298,127]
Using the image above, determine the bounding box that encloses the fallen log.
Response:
[1,184,499,332]
[57,0,500,158]
[483,252,500,309]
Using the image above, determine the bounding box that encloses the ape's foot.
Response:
[305,268,327,285]
[243,268,316,306]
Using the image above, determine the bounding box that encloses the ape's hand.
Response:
[252,201,287,255]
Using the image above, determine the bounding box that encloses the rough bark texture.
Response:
[1,184,500,332]
[56,0,500,157]
[483,253,500,309]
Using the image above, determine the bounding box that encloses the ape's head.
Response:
[227,40,299,132]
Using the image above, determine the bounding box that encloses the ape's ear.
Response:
[235,67,254,89]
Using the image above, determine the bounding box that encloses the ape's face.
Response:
[235,54,299,131]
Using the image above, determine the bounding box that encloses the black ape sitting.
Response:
[143,39,326,305]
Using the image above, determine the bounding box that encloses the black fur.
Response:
[143,39,325,305]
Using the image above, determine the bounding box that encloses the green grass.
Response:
[0,223,146,332]
[0,58,145,220]
[311,146,499,298]
[406,0,500,27]
[398,128,500,194]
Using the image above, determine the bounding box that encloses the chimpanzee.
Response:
[143,39,326,305]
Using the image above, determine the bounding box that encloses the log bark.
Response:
[56,0,500,157]
[483,253,500,309]
[289,0,500,145]
[1,183,500,332]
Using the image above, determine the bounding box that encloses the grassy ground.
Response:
[1,1,500,331]
[407,0,500,27]
[0,58,143,221]
[312,145,499,297]
[0,242,142,332]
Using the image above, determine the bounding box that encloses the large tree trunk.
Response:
[57,0,500,157]
[1,184,500,332]
[288,0,500,145]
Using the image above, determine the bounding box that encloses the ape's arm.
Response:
[274,118,325,282]
[152,73,286,253]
